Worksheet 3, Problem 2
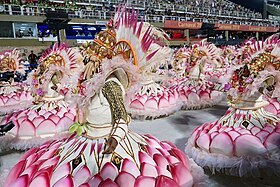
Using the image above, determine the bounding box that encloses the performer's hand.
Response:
[51,85,58,91]
[103,137,118,154]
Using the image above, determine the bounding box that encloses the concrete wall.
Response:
[0,14,45,23]
[0,14,165,52]
[0,40,52,54]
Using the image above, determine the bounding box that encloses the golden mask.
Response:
[250,52,271,72]
[0,57,16,72]
[91,28,117,60]
[41,54,65,70]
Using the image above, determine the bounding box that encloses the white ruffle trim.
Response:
[125,102,183,120]
[186,140,280,177]
[189,158,210,187]
[0,131,70,150]
[0,100,33,116]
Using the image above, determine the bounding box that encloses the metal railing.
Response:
[6,0,263,19]
[0,3,277,27]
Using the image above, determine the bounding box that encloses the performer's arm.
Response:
[51,71,62,91]
[101,79,129,154]
[259,75,275,98]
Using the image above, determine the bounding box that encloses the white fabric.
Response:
[86,76,127,139]
[86,90,111,125]
[111,121,128,141]
[229,92,269,110]
[189,63,205,79]
[43,81,61,98]
[186,141,280,177]
[0,85,20,95]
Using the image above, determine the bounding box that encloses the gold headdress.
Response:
[0,49,20,73]
[91,25,116,60]
[0,56,16,72]
[81,21,117,80]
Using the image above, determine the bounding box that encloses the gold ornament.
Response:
[0,57,16,72]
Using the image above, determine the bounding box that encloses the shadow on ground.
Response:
[205,169,280,187]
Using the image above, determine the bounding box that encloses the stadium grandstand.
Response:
[0,0,279,51]
[0,1,280,187]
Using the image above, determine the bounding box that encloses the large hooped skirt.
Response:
[126,82,182,119]
[171,78,224,110]
[264,97,280,117]
[186,107,280,177]
[0,102,76,150]
[4,132,195,187]
[0,90,33,115]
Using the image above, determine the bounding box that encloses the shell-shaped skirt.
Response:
[186,106,280,177]
[171,77,224,110]
[0,90,33,115]
[4,131,194,187]
[126,81,181,119]
[0,101,76,150]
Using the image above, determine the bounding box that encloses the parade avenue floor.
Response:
[0,100,279,187]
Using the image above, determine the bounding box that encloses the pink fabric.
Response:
[0,91,33,114]
[171,78,223,110]
[5,134,194,187]
[0,106,76,137]
[127,86,181,119]
[186,107,280,176]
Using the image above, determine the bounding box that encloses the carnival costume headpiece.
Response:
[0,49,24,75]
[79,6,168,104]
[80,20,118,81]
[227,36,280,106]
[221,45,237,64]
[30,43,83,97]
[191,39,221,64]
[173,39,220,77]
[113,6,171,76]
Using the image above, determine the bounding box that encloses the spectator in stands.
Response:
[16,29,23,38]
[28,28,33,37]
[28,50,38,70]
[0,0,276,27]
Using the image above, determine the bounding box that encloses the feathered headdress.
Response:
[113,6,170,77]
[29,43,84,97]
[0,49,25,75]
[227,39,280,101]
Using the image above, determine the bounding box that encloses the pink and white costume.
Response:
[171,40,224,109]
[4,8,197,187]
[186,42,280,176]
[0,44,83,150]
[0,49,33,115]
[119,18,182,119]
[127,79,180,119]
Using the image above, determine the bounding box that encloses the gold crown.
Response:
[90,27,117,60]
[42,54,65,68]
[249,52,280,72]
[249,52,271,72]
[193,48,206,58]
[0,57,16,71]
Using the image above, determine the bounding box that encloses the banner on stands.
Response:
[215,23,279,32]
[164,20,202,29]
[164,20,279,32]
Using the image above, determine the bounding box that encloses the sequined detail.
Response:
[139,143,147,153]
[111,153,123,170]
[102,81,128,123]
[42,54,65,69]
[242,120,249,128]
[71,155,83,171]
[54,148,63,156]
[0,58,16,72]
